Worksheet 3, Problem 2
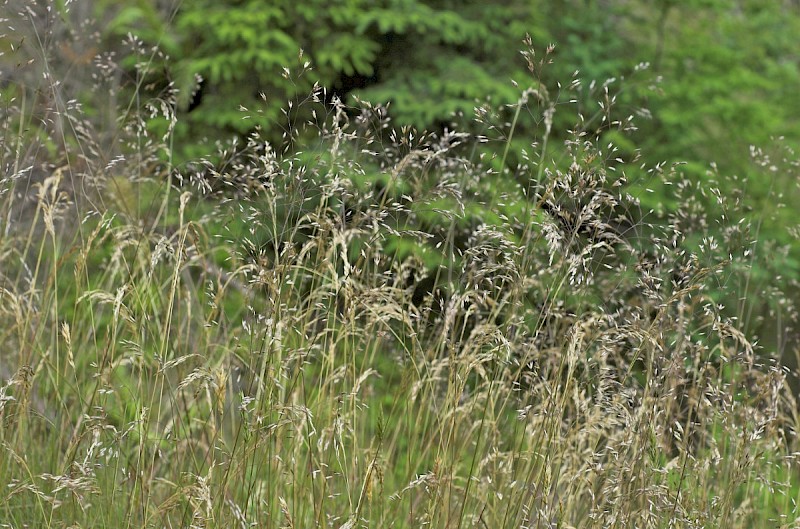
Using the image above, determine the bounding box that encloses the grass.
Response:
[1,5,800,529]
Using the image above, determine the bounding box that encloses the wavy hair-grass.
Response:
[0,5,797,528]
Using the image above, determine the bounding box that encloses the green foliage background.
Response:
[104,0,800,172]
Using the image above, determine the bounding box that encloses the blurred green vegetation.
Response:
[99,1,800,160]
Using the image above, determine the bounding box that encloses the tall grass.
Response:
[1,3,798,528]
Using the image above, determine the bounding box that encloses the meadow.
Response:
[1,5,800,529]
